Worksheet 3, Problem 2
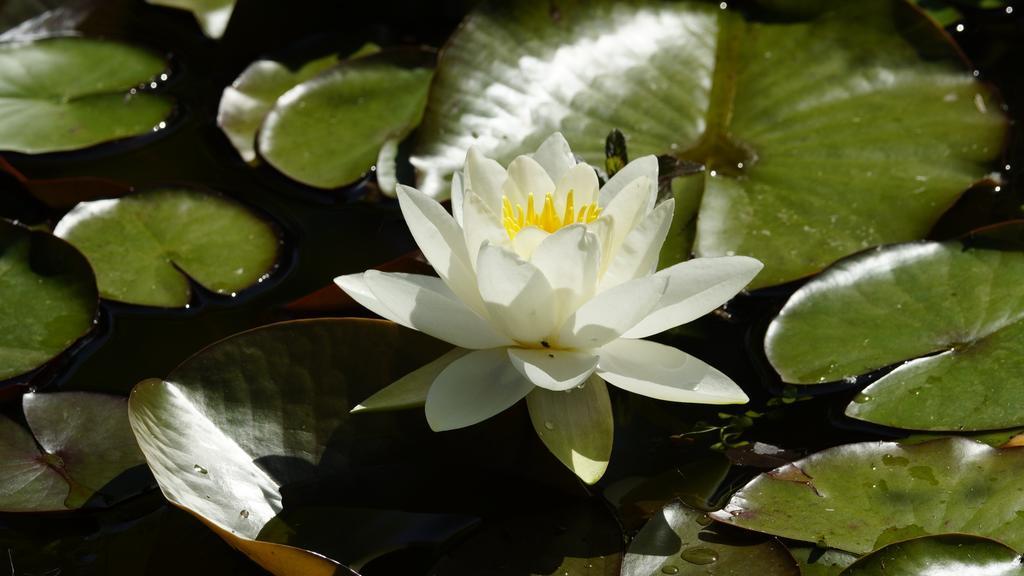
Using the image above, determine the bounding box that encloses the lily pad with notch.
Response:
[0,391,149,512]
[0,219,97,381]
[218,43,381,164]
[128,318,471,576]
[0,36,173,154]
[54,187,280,308]
[257,49,434,190]
[710,437,1024,554]
[766,225,1024,431]
[412,0,1007,288]
[145,0,235,39]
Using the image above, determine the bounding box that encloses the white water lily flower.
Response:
[335,133,762,483]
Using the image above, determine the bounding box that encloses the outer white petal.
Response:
[622,256,763,339]
[600,198,675,290]
[526,375,612,484]
[450,171,465,226]
[425,348,533,431]
[558,274,667,349]
[554,163,600,212]
[530,225,599,322]
[463,193,508,268]
[508,347,598,391]
[362,270,512,349]
[465,147,509,209]
[597,339,749,404]
[512,226,549,259]
[507,155,555,198]
[476,244,558,344]
[395,184,483,314]
[351,348,470,413]
[531,132,577,184]
[599,154,658,207]
[334,272,399,322]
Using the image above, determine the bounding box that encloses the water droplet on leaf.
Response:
[680,546,719,565]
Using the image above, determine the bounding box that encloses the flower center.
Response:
[501,190,601,240]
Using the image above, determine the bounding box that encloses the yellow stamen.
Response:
[500,190,601,240]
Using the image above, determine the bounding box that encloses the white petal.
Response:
[597,339,749,404]
[334,272,398,321]
[599,155,658,207]
[463,193,508,268]
[555,163,600,210]
[526,375,612,484]
[450,171,465,226]
[476,244,558,344]
[363,270,511,349]
[558,274,667,349]
[395,184,483,313]
[465,147,509,209]
[597,176,655,272]
[530,225,599,321]
[531,132,576,184]
[507,155,555,199]
[425,348,533,431]
[600,199,675,290]
[508,347,598,391]
[512,226,549,259]
[352,348,470,413]
[622,256,763,339]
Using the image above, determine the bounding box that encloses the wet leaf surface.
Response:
[128,318,456,575]
[711,437,1024,554]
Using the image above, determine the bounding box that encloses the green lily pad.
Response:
[145,0,235,39]
[765,236,1024,431]
[842,534,1024,575]
[0,220,97,380]
[412,0,1006,288]
[257,52,433,189]
[0,37,173,154]
[0,391,147,511]
[218,43,383,164]
[622,499,798,576]
[128,318,452,575]
[710,437,1024,554]
[54,187,280,308]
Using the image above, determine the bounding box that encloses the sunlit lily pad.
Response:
[765,236,1024,431]
[0,391,148,511]
[841,534,1024,575]
[0,37,173,154]
[145,0,235,39]
[622,499,799,576]
[0,220,97,380]
[412,0,1006,288]
[258,52,433,189]
[710,437,1024,554]
[128,318,454,575]
[54,187,280,308]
